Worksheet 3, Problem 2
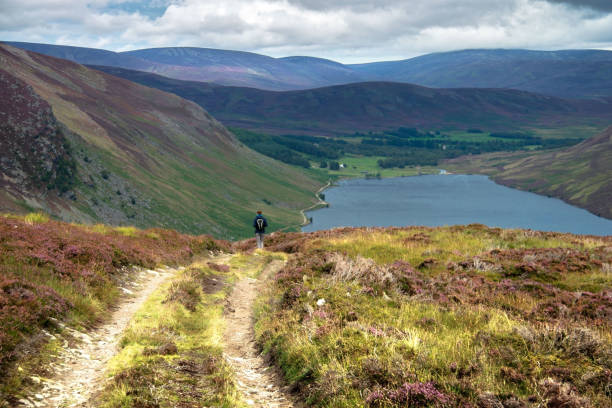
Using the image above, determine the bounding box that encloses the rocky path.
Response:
[19,266,177,408]
[224,260,301,408]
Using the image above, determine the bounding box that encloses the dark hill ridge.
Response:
[0,44,320,238]
[446,126,612,220]
[349,49,612,99]
[6,42,612,98]
[89,65,612,135]
[2,41,154,71]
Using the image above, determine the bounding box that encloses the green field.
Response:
[529,125,605,140]
[310,155,439,179]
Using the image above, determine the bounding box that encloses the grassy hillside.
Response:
[87,66,612,136]
[444,127,612,220]
[250,226,612,407]
[0,44,323,239]
[349,49,612,99]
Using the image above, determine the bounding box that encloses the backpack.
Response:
[256,218,265,231]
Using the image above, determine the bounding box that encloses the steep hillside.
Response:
[6,42,367,90]
[349,49,612,99]
[445,127,612,220]
[90,66,612,135]
[0,69,76,212]
[0,44,321,238]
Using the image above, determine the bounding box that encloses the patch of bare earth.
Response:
[224,260,301,408]
[18,266,177,408]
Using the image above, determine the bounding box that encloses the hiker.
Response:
[253,210,268,249]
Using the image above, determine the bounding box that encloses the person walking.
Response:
[253,210,268,249]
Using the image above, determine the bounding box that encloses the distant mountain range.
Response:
[0,44,320,238]
[349,49,612,99]
[5,42,612,98]
[446,126,612,220]
[89,66,612,135]
[4,42,366,91]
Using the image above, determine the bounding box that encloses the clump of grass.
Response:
[165,280,202,312]
[254,226,612,407]
[145,231,161,240]
[97,261,243,408]
[23,212,50,225]
[114,226,138,237]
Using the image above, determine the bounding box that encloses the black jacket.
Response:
[253,215,268,233]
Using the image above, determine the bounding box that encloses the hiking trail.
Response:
[224,259,301,408]
[18,266,177,408]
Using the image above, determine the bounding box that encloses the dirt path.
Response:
[224,260,301,408]
[19,266,177,408]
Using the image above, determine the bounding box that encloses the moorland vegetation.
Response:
[0,213,229,400]
[250,226,612,407]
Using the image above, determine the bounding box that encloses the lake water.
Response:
[302,175,612,236]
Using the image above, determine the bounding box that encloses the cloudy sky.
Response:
[1,0,612,63]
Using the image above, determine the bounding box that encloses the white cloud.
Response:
[0,0,611,62]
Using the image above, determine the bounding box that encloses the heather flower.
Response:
[365,389,387,407]
[368,326,385,337]
[313,309,329,319]
[366,382,451,407]
[390,382,451,406]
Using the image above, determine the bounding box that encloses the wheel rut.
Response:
[224,259,301,408]
[18,266,176,408]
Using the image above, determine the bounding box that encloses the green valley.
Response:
[0,44,324,239]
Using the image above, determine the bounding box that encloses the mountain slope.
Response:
[5,42,367,90]
[445,127,612,219]
[0,68,76,213]
[349,49,612,99]
[123,47,367,89]
[90,66,612,135]
[0,44,321,238]
[2,41,153,70]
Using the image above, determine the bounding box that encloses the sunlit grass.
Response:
[317,226,600,268]
[98,258,246,408]
[114,226,139,237]
[23,212,50,225]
